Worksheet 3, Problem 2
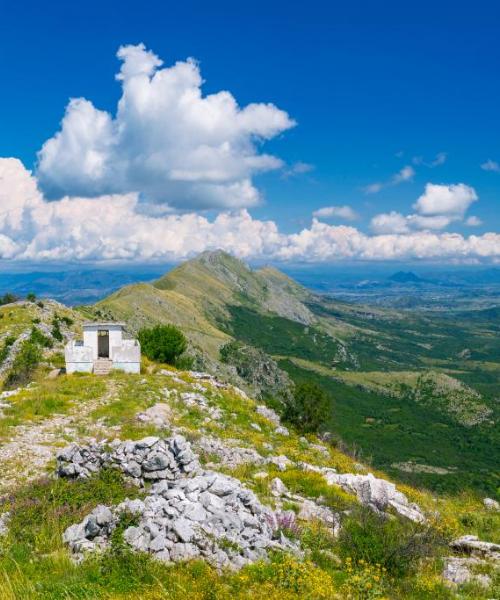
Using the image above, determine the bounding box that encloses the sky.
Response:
[0,0,499,265]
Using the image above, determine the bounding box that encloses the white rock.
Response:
[325,472,426,523]
[443,556,492,587]
[274,426,289,436]
[136,403,171,428]
[267,455,293,471]
[450,535,500,559]
[270,478,288,497]
[256,405,281,426]
[483,497,500,511]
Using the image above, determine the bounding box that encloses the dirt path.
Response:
[0,378,120,494]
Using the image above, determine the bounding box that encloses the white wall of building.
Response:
[66,323,140,374]
[64,342,93,373]
[82,324,123,360]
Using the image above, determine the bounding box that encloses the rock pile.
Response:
[57,435,200,486]
[59,436,298,570]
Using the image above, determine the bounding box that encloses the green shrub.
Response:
[337,507,443,577]
[51,317,63,342]
[0,292,18,305]
[174,354,195,370]
[138,324,187,365]
[0,334,16,363]
[5,340,42,388]
[26,292,36,302]
[29,326,53,348]
[283,381,330,433]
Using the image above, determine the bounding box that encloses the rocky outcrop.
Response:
[136,403,171,428]
[0,330,30,376]
[442,556,492,587]
[195,436,266,469]
[60,436,298,570]
[319,471,425,523]
[443,535,500,588]
[256,405,281,426]
[450,535,500,560]
[219,342,293,401]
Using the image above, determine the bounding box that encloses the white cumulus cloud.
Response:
[481,159,500,172]
[370,211,410,234]
[36,43,295,210]
[413,183,477,217]
[312,205,358,220]
[465,215,482,227]
[363,165,415,194]
[371,183,479,234]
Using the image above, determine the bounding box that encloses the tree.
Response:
[5,340,42,388]
[283,381,331,433]
[138,324,187,365]
[0,293,18,306]
[26,292,37,302]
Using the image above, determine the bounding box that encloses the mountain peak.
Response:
[389,271,423,284]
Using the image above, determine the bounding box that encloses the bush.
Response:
[337,507,443,577]
[26,292,36,302]
[0,292,18,306]
[29,326,53,348]
[283,381,330,433]
[5,340,42,388]
[0,335,16,364]
[51,318,63,342]
[138,324,188,365]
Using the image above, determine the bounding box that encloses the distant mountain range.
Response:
[0,268,165,305]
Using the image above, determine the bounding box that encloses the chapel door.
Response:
[98,330,110,358]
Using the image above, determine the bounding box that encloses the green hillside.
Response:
[0,273,498,598]
[92,251,500,496]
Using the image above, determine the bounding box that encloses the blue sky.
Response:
[0,1,499,264]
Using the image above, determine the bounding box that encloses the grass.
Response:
[0,368,495,598]
[0,375,106,441]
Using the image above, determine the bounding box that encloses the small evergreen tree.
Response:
[51,318,63,342]
[5,340,42,388]
[283,381,331,433]
[138,324,187,365]
[0,293,18,305]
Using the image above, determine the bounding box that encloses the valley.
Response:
[84,250,500,496]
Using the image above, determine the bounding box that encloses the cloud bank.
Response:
[1,158,499,264]
[36,44,295,210]
[370,183,478,234]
